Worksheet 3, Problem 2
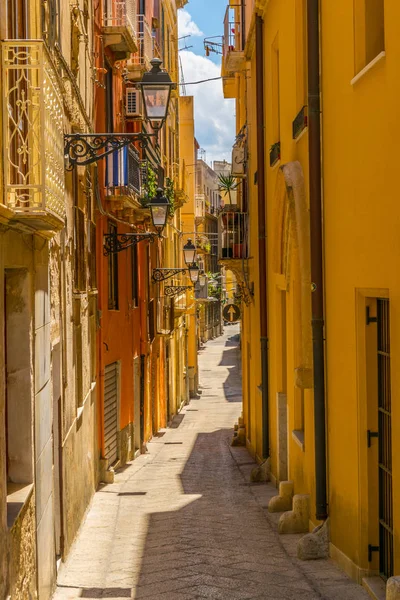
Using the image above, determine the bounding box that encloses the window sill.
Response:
[294,126,308,143]
[351,51,386,86]
[292,429,305,452]
[7,483,34,528]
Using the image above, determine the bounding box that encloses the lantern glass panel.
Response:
[183,241,196,265]
[143,86,170,120]
[189,266,199,284]
[151,205,168,229]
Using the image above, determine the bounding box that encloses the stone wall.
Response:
[9,491,37,599]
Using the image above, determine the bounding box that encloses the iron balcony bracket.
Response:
[367,430,379,448]
[152,268,187,283]
[103,232,157,256]
[368,544,379,562]
[64,132,158,169]
[165,286,191,297]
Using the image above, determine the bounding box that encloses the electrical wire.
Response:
[178,76,223,86]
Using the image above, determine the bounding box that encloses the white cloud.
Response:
[178,10,203,38]
[180,50,235,166]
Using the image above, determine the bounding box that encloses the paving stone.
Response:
[52,326,370,600]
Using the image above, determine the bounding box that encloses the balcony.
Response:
[223,6,245,74]
[195,194,206,221]
[126,15,152,80]
[102,0,138,59]
[1,41,65,231]
[172,162,188,208]
[105,146,143,219]
[218,209,248,260]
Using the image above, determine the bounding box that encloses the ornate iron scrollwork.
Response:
[103,232,156,256]
[64,133,157,169]
[165,286,191,297]
[152,268,187,283]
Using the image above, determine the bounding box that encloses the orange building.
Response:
[94,0,185,481]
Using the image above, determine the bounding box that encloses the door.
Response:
[52,342,62,560]
[377,299,393,580]
[133,357,141,453]
[104,362,119,465]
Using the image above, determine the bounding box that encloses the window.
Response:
[131,244,138,307]
[105,65,114,133]
[354,0,385,74]
[108,222,119,310]
[271,35,280,143]
[87,171,96,290]
[73,298,83,408]
[148,299,155,343]
[5,269,33,526]
[73,169,87,292]
[295,0,307,110]
[7,0,28,38]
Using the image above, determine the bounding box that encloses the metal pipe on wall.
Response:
[307,0,328,520]
[255,15,270,459]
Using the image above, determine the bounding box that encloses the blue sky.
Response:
[178,0,226,66]
[178,1,235,166]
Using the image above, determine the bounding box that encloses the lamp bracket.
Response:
[152,268,187,283]
[165,286,191,297]
[64,133,157,169]
[103,232,156,256]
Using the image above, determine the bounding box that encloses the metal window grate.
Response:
[377,298,393,580]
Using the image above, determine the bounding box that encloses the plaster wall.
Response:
[234,0,318,526]
[321,0,400,576]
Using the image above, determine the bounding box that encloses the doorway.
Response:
[133,356,141,454]
[376,299,393,579]
[365,296,393,580]
[104,362,119,465]
[52,342,63,562]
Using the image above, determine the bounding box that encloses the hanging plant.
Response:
[165,177,175,217]
[141,164,157,207]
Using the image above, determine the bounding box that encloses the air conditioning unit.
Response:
[231,146,245,177]
[126,88,142,118]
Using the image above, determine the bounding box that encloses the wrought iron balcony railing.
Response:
[1,41,65,230]
[102,0,138,58]
[105,146,141,200]
[223,6,244,73]
[126,14,152,77]
[218,210,248,260]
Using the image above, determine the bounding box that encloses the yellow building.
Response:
[222,0,315,495]
[180,96,200,395]
[223,0,400,594]
[321,0,400,589]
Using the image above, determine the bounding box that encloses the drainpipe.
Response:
[307,0,328,520]
[256,15,269,459]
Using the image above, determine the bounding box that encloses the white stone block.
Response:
[387,577,400,599]
[278,494,310,534]
[268,481,294,512]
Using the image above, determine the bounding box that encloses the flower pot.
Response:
[233,243,243,258]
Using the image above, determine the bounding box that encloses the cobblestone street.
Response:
[53,326,370,600]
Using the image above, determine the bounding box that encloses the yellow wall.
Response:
[226,0,400,583]
[321,0,400,577]
[225,0,318,521]
[179,96,199,394]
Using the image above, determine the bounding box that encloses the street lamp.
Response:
[188,263,200,284]
[199,271,207,287]
[139,58,176,131]
[149,188,170,234]
[183,239,197,266]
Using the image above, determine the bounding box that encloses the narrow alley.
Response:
[53,327,369,600]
